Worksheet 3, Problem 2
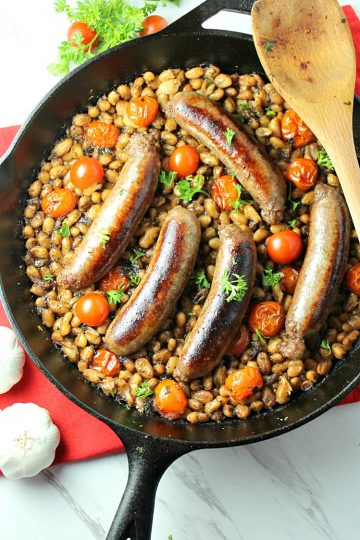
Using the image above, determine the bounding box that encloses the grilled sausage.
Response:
[166,92,285,224]
[176,226,256,382]
[104,206,201,356]
[57,132,160,291]
[280,184,350,359]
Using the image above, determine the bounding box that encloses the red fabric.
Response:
[0,5,360,468]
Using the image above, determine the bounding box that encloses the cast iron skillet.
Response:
[1,0,360,538]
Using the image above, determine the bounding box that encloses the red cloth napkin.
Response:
[1,4,359,469]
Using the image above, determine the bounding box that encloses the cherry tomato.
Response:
[90,349,121,377]
[85,121,119,148]
[225,366,263,402]
[41,188,76,218]
[280,266,299,295]
[154,379,187,420]
[227,325,250,356]
[140,15,168,36]
[74,292,110,327]
[99,266,129,292]
[267,230,303,264]
[67,21,98,51]
[281,110,314,148]
[248,301,285,337]
[286,158,318,192]
[169,145,200,178]
[126,96,159,127]
[346,263,360,295]
[70,157,104,189]
[210,175,239,212]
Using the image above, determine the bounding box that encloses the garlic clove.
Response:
[0,326,25,394]
[0,403,60,479]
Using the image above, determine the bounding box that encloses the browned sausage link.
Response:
[280,184,350,360]
[104,206,201,356]
[57,133,160,290]
[176,226,257,382]
[165,92,285,224]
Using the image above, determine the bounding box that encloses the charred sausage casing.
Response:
[57,132,160,291]
[166,92,286,225]
[280,184,350,359]
[176,226,257,382]
[104,206,201,356]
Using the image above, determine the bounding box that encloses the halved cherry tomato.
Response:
[126,96,159,127]
[286,158,318,192]
[267,230,303,264]
[67,21,98,51]
[248,301,285,337]
[74,292,110,326]
[210,175,239,212]
[227,325,250,356]
[99,266,129,292]
[225,366,263,402]
[90,349,121,377]
[169,145,200,178]
[281,110,314,148]
[154,379,187,420]
[280,266,299,295]
[346,263,360,295]
[41,188,76,218]
[140,15,168,36]
[70,157,104,189]
[85,121,119,148]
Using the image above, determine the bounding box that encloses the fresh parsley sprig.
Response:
[44,274,55,282]
[57,222,71,238]
[288,184,300,210]
[106,286,126,305]
[265,106,276,117]
[230,184,251,211]
[129,247,146,265]
[264,40,277,53]
[316,149,335,171]
[255,328,268,345]
[191,270,210,289]
[223,128,236,147]
[221,270,247,303]
[135,381,153,399]
[288,218,297,229]
[320,339,332,354]
[159,170,177,188]
[262,267,282,287]
[98,228,110,248]
[176,175,208,203]
[129,271,141,287]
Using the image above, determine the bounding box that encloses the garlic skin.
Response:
[0,326,25,394]
[0,403,60,479]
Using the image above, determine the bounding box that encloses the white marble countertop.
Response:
[1,1,360,539]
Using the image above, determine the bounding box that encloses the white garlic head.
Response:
[0,326,25,394]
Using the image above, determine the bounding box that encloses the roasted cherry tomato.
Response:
[70,157,104,189]
[267,230,303,265]
[41,188,76,218]
[85,121,119,148]
[210,175,239,212]
[67,21,98,51]
[227,325,250,356]
[248,301,285,337]
[225,366,264,402]
[140,15,168,36]
[126,96,159,127]
[168,145,200,178]
[286,158,318,192]
[280,266,299,295]
[346,263,360,295]
[74,292,110,327]
[154,379,187,420]
[281,110,314,148]
[90,349,121,377]
[99,266,129,292]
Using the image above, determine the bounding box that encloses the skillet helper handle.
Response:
[161,0,255,35]
[106,430,190,540]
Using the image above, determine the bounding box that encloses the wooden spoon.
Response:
[252,0,360,236]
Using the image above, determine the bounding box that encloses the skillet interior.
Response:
[1,27,360,448]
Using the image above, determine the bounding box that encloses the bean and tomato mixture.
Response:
[23,66,360,423]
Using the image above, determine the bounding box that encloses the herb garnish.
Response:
[106,286,125,305]
[265,106,276,117]
[221,270,247,303]
[44,274,55,282]
[316,149,335,171]
[223,128,236,147]
[98,228,110,248]
[230,184,251,211]
[255,329,268,345]
[288,184,300,210]
[129,247,146,265]
[177,175,208,203]
[118,188,125,197]
[159,169,177,188]
[109,388,117,398]
[263,40,277,53]
[320,339,332,354]
[57,222,71,238]
[129,272,141,287]
[135,381,153,399]
[262,267,282,287]
[288,218,297,229]
[191,270,210,289]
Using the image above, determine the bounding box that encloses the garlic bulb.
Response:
[0,403,60,479]
[0,326,25,394]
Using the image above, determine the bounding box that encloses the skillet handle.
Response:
[161,0,255,35]
[106,428,191,540]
